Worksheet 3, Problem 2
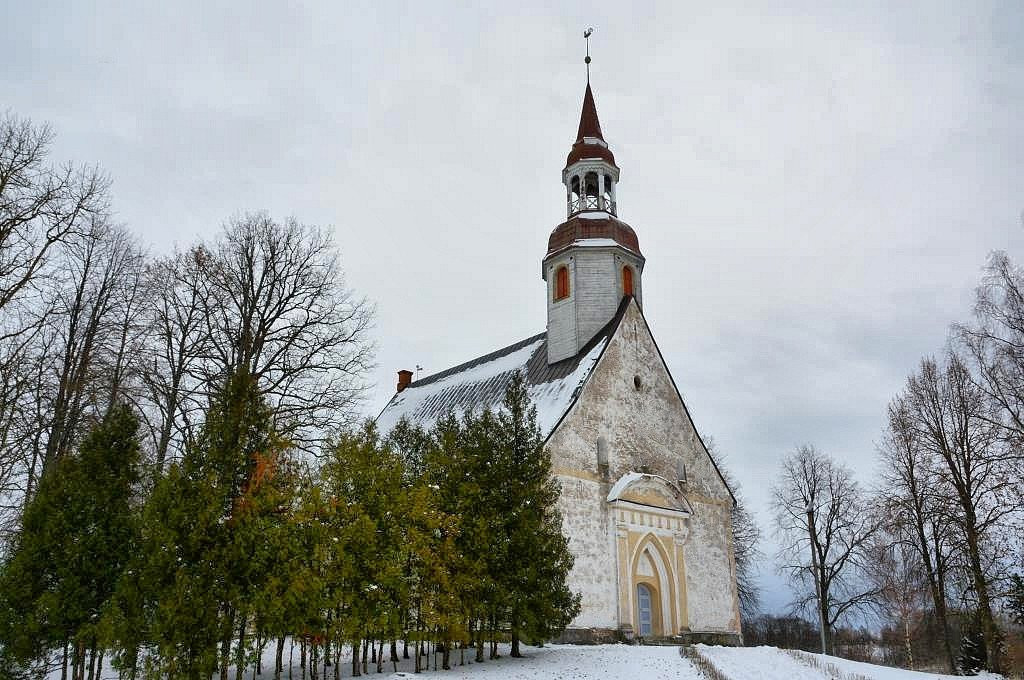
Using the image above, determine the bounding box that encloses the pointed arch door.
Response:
[636,583,653,637]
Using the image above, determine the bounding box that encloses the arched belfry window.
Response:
[622,266,634,297]
[603,173,615,213]
[569,176,581,214]
[554,265,570,301]
[584,172,599,210]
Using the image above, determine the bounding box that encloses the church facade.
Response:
[376,80,742,645]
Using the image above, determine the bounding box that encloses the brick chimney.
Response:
[396,369,413,393]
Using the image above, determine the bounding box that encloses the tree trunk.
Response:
[390,639,399,671]
[511,630,521,658]
[904,617,913,670]
[352,639,361,677]
[87,638,97,680]
[475,621,485,663]
[275,637,286,680]
[61,638,69,680]
[362,639,369,674]
[442,638,451,670]
[235,610,249,680]
[489,614,499,660]
[911,508,954,672]
[221,607,236,680]
[300,638,306,680]
[73,638,83,680]
[964,518,1001,673]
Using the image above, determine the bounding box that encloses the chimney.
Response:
[397,369,414,393]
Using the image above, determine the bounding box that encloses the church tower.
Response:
[543,79,645,364]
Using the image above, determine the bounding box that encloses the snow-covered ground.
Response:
[45,642,1004,680]
[694,644,1001,680]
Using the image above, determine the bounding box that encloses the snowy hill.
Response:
[48,643,1001,680]
[690,644,994,680]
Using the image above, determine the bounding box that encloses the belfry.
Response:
[544,81,645,364]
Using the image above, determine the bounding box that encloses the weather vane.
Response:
[584,27,594,82]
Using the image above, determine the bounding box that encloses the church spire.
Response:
[575,83,605,143]
[543,34,645,365]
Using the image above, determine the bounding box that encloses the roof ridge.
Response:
[409,331,546,389]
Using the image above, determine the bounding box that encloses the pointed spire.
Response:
[575,83,605,142]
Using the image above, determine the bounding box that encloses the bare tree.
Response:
[0,112,109,533]
[773,445,879,654]
[901,354,1015,673]
[957,251,1024,450]
[878,396,958,670]
[706,439,763,622]
[196,213,374,452]
[0,112,107,326]
[139,247,213,470]
[863,518,932,670]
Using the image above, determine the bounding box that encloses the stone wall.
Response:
[547,300,740,636]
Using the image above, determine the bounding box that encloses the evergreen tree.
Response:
[490,372,580,655]
[319,422,408,676]
[0,405,143,679]
[136,368,280,679]
[1008,574,1024,628]
[958,631,986,675]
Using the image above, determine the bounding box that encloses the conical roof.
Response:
[575,83,604,142]
[566,83,617,168]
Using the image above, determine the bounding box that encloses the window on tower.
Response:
[622,266,634,297]
[554,265,570,301]
[584,172,599,210]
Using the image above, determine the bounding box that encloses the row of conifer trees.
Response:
[0,369,581,680]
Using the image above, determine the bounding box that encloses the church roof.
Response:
[376,299,630,438]
[546,213,642,259]
[576,83,604,142]
[566,83,617,168]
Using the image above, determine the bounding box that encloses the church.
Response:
[376,74,742,645]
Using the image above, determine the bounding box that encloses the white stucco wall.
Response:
[545,246,644,364]
[546,299,740,635]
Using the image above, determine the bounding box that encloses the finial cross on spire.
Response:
[583,27,594,83]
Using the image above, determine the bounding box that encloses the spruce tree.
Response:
[0,405,143,678]
[320,422,409,676]
[137,368,280,679]
[492,372,581,655]
[1009,574,1024,628]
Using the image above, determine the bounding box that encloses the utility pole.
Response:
[805,500,828,655]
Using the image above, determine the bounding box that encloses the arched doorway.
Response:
[633,542,670,637]
[609,473,693,639]
[636,583,654,637]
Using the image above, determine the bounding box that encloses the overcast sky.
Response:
[5,1,1023,615]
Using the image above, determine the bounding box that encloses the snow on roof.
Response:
[605,471,649,502]
[569,237,620,247]
[376,302,629,438]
